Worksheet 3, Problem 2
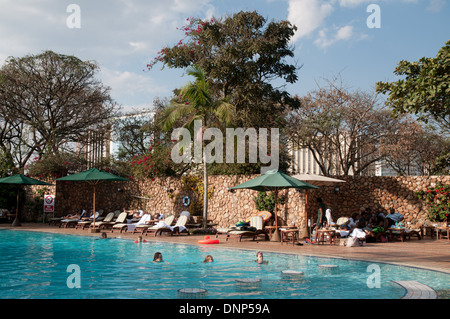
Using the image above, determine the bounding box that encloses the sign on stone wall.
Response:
[44,195,55,214]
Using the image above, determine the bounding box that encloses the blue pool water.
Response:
[0,229,449,299]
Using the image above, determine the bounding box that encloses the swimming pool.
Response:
[0,229,449,299]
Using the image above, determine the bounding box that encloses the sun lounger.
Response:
[112,213,153,233]
[336,217,349,228]
[108,212,129,232]
[90,212,115,229]
[142,215,175,236]
[75,211,102,230]
[157,215,190,236]
[75,219,93,230]
[225,216,268,242]
[131,214,158,234]
[59,218,79,228]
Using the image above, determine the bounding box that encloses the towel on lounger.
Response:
[127,214,153,231]
[349,228,366,239]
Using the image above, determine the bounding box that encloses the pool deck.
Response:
[3,223,449,275]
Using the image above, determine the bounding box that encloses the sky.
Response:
[0,0,448,114]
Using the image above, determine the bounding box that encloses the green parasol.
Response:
[57,168,130,229]
[0,174,53,227]
[231,170,319,241]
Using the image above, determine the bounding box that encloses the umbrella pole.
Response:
[11,186,21,227]
[300,190,309,239]
[270,189,281,242]
[91,183,99,233]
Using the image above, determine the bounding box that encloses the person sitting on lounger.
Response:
[386,208,404,228]
[365,210,387,241]
[63,211,81,220]
[342,212,359,231]
[132,210,145,219]
[349,212,369,239]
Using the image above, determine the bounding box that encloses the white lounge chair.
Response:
[142,215,175,236]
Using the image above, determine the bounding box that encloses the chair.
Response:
[335,217,349,228]
[112,213,153,233]
[59,218,79,228]
[95,210,105,221]
[436,226,450,241]
[142,215,175,236]
[226,216,268,242]
[75,218,93,230]
[75,211,103,230]
[109,212,129,232]
[90,212,115,229]
[157,215,190,236]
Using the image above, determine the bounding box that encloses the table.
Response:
[315,229,336,245]
[265,225,296,240]
[280,228,299,245]
[420,226,436,239]
[436,227,450,240]
[264,226,278,240]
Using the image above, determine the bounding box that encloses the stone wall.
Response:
[305,175,450,225]
[49,174,449,230]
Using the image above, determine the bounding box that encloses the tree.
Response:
[379,118,450,176]
[148,11,300,129]
[287,79,398,176]
[0,51,117,170]
[376,40,450,132]
[159,65,234,228]
[112,110,155,161]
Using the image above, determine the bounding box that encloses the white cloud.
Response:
[288,0,334,41]
[101,68,168,98]
[129,42,148,52]
[314,25,356,48]
[0,0,217,113]
[336,25,354,40]
[338,0,372,7]
[427,0,445,12]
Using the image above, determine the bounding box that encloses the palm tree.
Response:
[160,65,234,228]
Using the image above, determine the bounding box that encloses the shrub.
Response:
[253,191,286,213]
[415,183,450,222]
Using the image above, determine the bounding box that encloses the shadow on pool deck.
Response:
[2,223,450,274]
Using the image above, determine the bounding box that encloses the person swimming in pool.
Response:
[255,251,268,264]
[203,255,214,263]
[96,232,115,240]
[153,252,169,263]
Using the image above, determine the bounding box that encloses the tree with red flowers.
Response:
[148,10,300,129]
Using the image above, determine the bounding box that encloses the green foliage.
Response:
[24,187,50,222]
[415,183,450,222]
[128,138,185,180]
[0,149,15,177]
[148,11,300,128]
[0,185,19,210]
[160,65,235,131]
[179,175,214,216]
[253,191,286,213]
[27,153,87,179]
[376,40,450,130]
